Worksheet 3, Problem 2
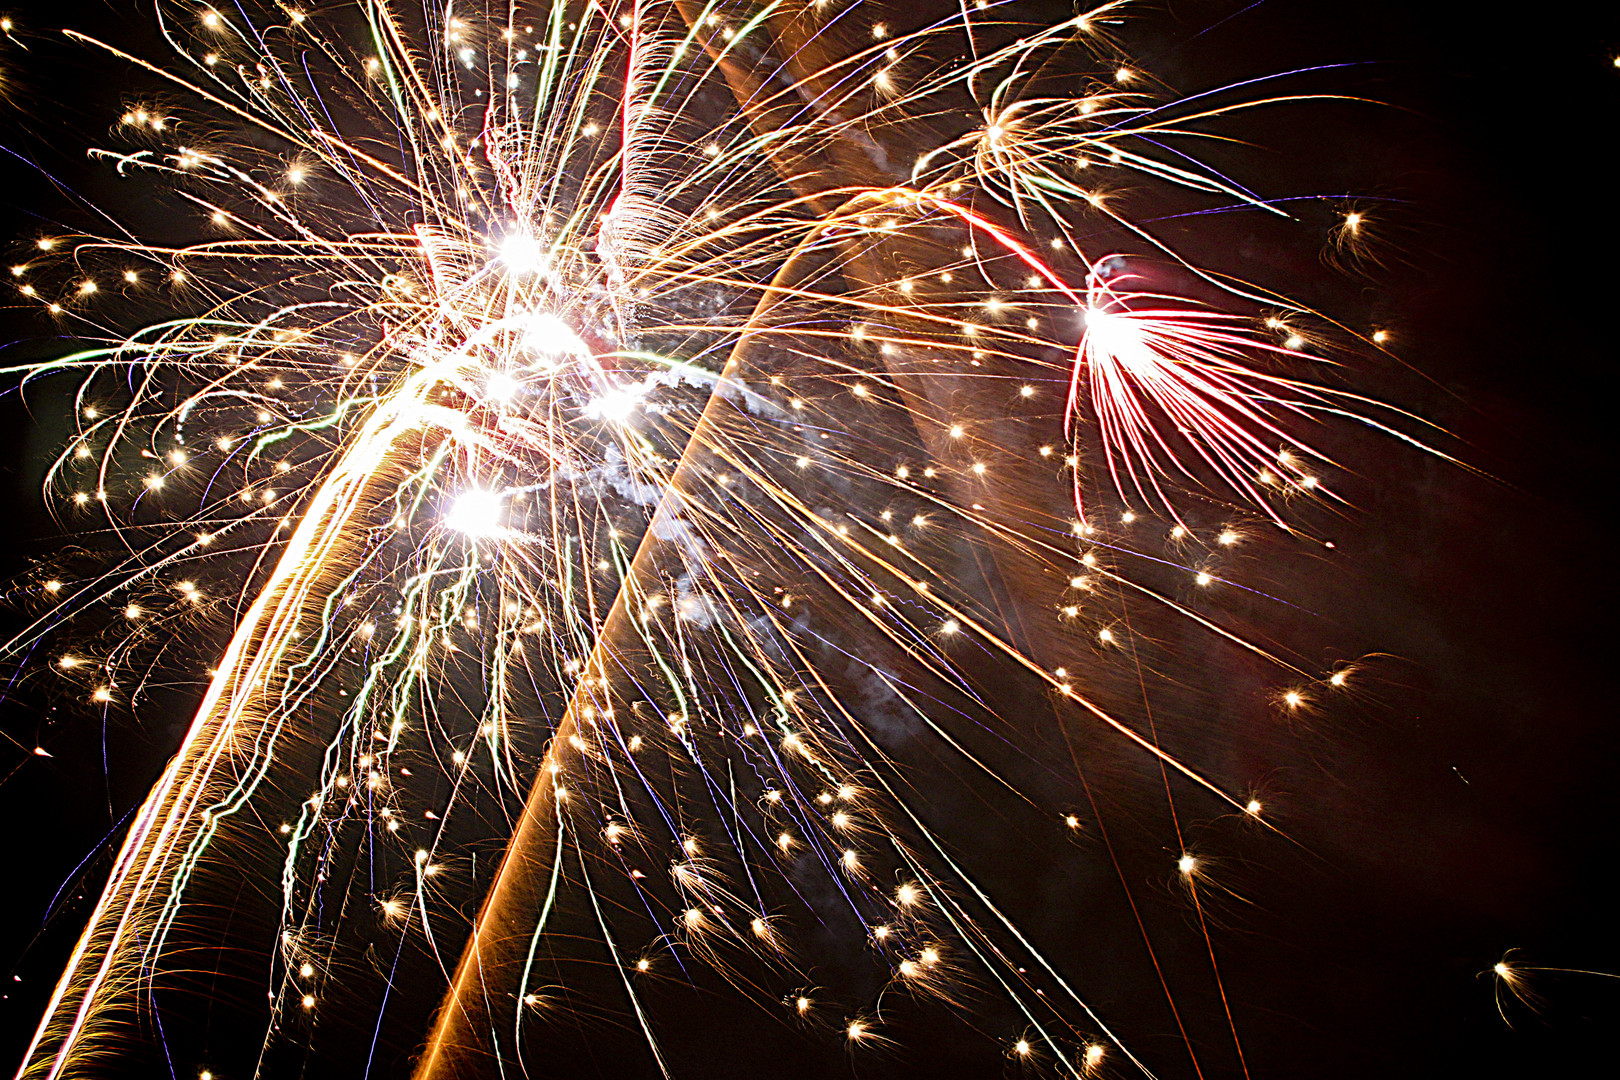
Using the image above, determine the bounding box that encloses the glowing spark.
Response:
[445,490,504,537]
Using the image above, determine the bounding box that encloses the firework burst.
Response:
[1,2,1435,1077]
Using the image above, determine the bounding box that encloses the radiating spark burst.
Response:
[0,1,1439,1077]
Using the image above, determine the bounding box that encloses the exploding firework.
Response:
[0,1,1447,1077]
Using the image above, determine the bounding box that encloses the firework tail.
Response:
[17,367,453,1080]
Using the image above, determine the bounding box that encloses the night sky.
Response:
[1,2,1617,1077]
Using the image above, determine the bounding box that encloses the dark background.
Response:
[1,1,1616,1077]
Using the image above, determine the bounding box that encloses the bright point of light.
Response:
[499,232,546,274]
[584,385,643,423]
[485,372,520,402]
[446,489,504,536]
[1083,307,1138,354]
[520,311,588,368]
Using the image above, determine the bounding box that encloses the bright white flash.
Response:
[1083,306,1122,340]
[1082,307,1147,367]
[485,372,520,402]
[520,311,588,368]
[584,385,643,423]
[446,489,504,536]
[500,233,545,274]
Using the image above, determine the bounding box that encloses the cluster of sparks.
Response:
[0,1,1437,1077]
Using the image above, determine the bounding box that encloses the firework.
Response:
[2,1,1426,1077]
